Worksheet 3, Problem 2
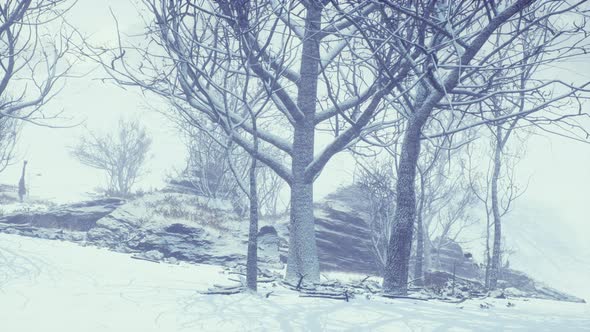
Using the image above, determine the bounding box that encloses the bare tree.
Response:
[355,156,397,271]
[226,112,261,292]
[84,0,406,283]
[355,132,478,286]
[181,124,246,205]
[413,136,478,287]
[0,0,74,186]
[419,157,479,283]
[465,15,576,289]
[0,0,76,205]
[71,119,152,197]
[375,0,590,295]
[0,0,74,124]
[467,109,529,290]
[178,120,286,218]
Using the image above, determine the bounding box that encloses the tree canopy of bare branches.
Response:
[0,0,75,175]
[177,119,286,217]
[75,0,590,291]
[0,0,74,124]
[86,0,414,283]
[0,116,18,173]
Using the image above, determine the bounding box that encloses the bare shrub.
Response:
[71,119,152,197]
[179,122,286,218]
[355,158,396,271]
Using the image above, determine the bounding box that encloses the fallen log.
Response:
[228,277,276,284]
[299,293,348,301]
[281,280,315,292]
[130,255,161,264]
[201,284,244,295]
[440,297,469,304]
[382,294,430,301]
[201,289,243,295]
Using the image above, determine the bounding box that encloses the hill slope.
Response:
[0,233,589,332]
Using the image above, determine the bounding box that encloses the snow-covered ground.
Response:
[0,234,588,332]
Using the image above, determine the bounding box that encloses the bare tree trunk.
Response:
[285,5,321,284]
[414,212,425,287]
[489,130,503,290]
[414,171,426,287]
[383,123,422,295]
[286,125,319,283]
[246,155,259,291]
[484,212,492,289]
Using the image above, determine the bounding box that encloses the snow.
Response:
[0,202,52,215]
[0,234,589,331]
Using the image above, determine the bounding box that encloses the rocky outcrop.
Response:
[500,269,585,303]
[315,205,378,275]
[258,226,280,265]
[125,223,243,265]
[429,237,482,280]
[0,184,18,203]
[163,179,202,195]
[308,184,379,275]
[86,195,245,265]
[0,187,584,303]
[0,198,124,231]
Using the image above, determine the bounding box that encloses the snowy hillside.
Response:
[0,233,589,332]
[504,204,590,301]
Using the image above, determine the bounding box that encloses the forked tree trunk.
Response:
[285,5,321,284]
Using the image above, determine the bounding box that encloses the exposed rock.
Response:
[91,225,243,264]
[503,287,526,297]
[0,187,584,304]
[0,223,86,242]
[258,225,278,237]
[314,205,378,275]
[0,184,18,203]
[87,200,244,265]
[423,270,486,297]
[489,289,506,299]
[0,198,124,231]
[310,186,584,303]
[138,250,165,261]
[87,208,144,247]
[163,179,202,195]
[429,237,482,281]
[499,268,585,303]
[165,223,198,234]
[258,226,280,265]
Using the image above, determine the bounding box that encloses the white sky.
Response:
[0,0,589,298]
